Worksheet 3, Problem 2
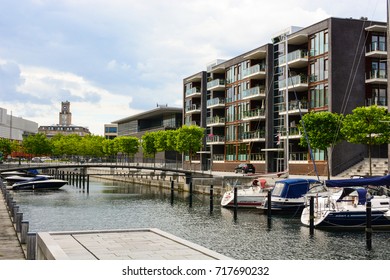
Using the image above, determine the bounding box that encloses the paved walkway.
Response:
[36,228,230,260]
[0,190,25,260]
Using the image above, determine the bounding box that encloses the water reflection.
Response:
[10,179,390,260]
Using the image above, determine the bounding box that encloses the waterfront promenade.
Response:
[0,192,25,260]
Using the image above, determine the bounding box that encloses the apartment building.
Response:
[183,17,388,176]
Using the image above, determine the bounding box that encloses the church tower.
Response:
[59,101,72,126]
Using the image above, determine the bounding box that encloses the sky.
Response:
[0,0,387,135]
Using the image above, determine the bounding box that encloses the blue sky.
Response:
[0,0,387,135]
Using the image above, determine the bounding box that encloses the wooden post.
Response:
[309,196,314,235]
[170,180,174,205]
[366,199,372,250]
[87,175,90,193]
[189,181,193,208]
[210,184,214,213]
[234,186,238,221]
[27,233,36,260]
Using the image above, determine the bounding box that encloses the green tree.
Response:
[141,132,158,167]
[176,125,204,169]
[0,138,12,160]
[341,105,390,176]
[299,111,344,179]
[102,138,118,161]
[114,136,140,161]
[22,133,52,158]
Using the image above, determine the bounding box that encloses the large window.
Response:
[310,84,328,109]
[309,30,328,56]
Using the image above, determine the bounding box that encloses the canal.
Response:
[11,179,390,260]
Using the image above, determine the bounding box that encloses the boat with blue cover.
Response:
[11,175,68,190]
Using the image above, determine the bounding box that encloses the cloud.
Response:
[0,0,386,135]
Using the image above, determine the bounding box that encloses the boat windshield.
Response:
[307,183,328,195]
[272,182,285,196]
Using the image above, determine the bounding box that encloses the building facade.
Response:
[0,107,38,141]
[112,105,183,163]
[104,124,118,139]
[38,101,91,137]
[183,17,388,176]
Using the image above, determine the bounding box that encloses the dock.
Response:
[0,192,25,260]
[36,228,230,260]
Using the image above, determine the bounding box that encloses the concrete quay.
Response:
[0,188,25,260]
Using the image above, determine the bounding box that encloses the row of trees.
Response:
[299,105,390,178]
[0,125,205,164]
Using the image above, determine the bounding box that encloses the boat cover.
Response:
[325,175,390,188]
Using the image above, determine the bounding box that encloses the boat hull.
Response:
[221,187,268,208]
[12,179,67,190]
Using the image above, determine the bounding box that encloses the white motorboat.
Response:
[221,178,272,208]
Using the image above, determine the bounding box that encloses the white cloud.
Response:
[0,0,386,136]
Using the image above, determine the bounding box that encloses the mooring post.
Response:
[210,184,214,213]
[267,190,272,219]
[170,180,174,205]
[309,196,314,235]
[234,186,238,221]
[86,175,90,193]
[366,198,372,250]
[16,212,23,232]
[189,181,193,208]
[27,233,37,260]
[21,221,29,244]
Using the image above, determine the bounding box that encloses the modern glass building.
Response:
[183,17,388,176]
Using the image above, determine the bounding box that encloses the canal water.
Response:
[11,179,390,260]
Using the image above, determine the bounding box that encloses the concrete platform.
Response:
[36,228,231,260]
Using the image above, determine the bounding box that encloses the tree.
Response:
[114,136,139,162]
[141,132,158,167]
[22,133,52,157]
[298,111,344,179]
[341,105,390,176]
[0,138,12,160]
[175,125,204,169]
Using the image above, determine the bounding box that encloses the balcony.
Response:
[206,135,225,144]
[207,79,226,90]
[207,97,225,108]
[366,97,387,108]
[365,70,387,84]
[279,49,308,68]
[212,154,225,161]
[242,86,266,100]
[242,64,266,80]
[185,87,201,98]
[242,108,266,121]
[366,42,387,58]
[250,153,266,162]
[206,116,225,127]
[242,130,266,142]
[279,127,302,140]
[278,74,308,92]
[185,104,201,114]
[279,100,308,116]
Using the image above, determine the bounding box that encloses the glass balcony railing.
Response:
[185,104,201,112]
[242,64,266,78]
[207,97,225,107]
[243,108,265,119]
[250,153,266,161]
[242,86,266,99]
[206,135,225,143]
[279,50,308,65]
[212,154,224,161]
[206,116,225,125]
[278,74,308,89]
[280,100,308,112]
[207,79,226,90]
[242,130,266,140]
[367,42,386,52]
[185,87,201,97]
[367,70,387,79]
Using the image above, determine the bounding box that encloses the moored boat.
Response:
[301,175,390,230]
[221,178,272,208]
[259,178,323,214]
[12,175,68,190]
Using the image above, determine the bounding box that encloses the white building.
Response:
[0,107,38,141]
